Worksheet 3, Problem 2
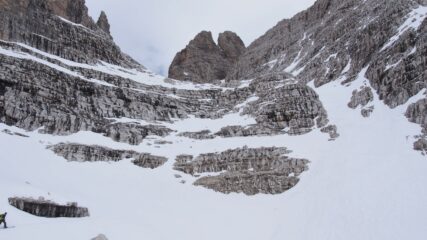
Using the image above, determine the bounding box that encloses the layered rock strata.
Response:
[174,147,309,195]
[0,0,137,68]
[49,143,167,169]
[9,197,89,218]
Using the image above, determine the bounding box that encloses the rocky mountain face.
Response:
[2,1,427,238]
[0,0,134,67]
[169,0,427,152]
[228,0,427,117]
[168,31,246,83]
[0,0,331,197]
[1,0,426,201]
[0,0,93,27]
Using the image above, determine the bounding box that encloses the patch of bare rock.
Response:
[49,143,167,169]
[9,197,89,218]
[91,234,109,240]
[174,146,309,195]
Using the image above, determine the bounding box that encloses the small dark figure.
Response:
[0,212,7,228]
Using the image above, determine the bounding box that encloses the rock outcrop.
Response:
[168,31,245,83]
[97,11,110,34]
[91,235,109,240]
[49,143,168,169]
[1,129,29,137]
[321,125,340,140]
[241,73,329,135]
[0,0,137,68]
[348,86,375,117]
[348,87,374,109]
[174,147,309,195]
[102,123,173,145]
[177,130,215,140]
[406,99,427,153]
[9,197,89,218]
[406,98,427,126]
[361,106,375,118]
[132,154,168,169]
[414,138,427,154]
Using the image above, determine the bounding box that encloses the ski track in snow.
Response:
[1,47,427,240]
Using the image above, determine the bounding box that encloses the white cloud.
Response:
[86,0,316,76]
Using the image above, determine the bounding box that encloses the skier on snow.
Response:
[0,212,7,228]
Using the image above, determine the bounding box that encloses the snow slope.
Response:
[1,63,427,240]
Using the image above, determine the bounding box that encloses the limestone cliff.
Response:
[168,31,245,83]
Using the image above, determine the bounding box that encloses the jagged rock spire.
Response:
[168,30,246,83]
[97,11,110,34]
[218,31,246,63]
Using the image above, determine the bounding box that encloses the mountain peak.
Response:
[168,30,246,83]
[97,10,111,34]
[218,31,246,62]
[189,31,218,51]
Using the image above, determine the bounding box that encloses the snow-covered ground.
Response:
[1,60,427,240]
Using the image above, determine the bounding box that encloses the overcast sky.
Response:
[85,0,316,76]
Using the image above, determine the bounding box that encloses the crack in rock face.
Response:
[174,146,309,195]
[49,143,168,169]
